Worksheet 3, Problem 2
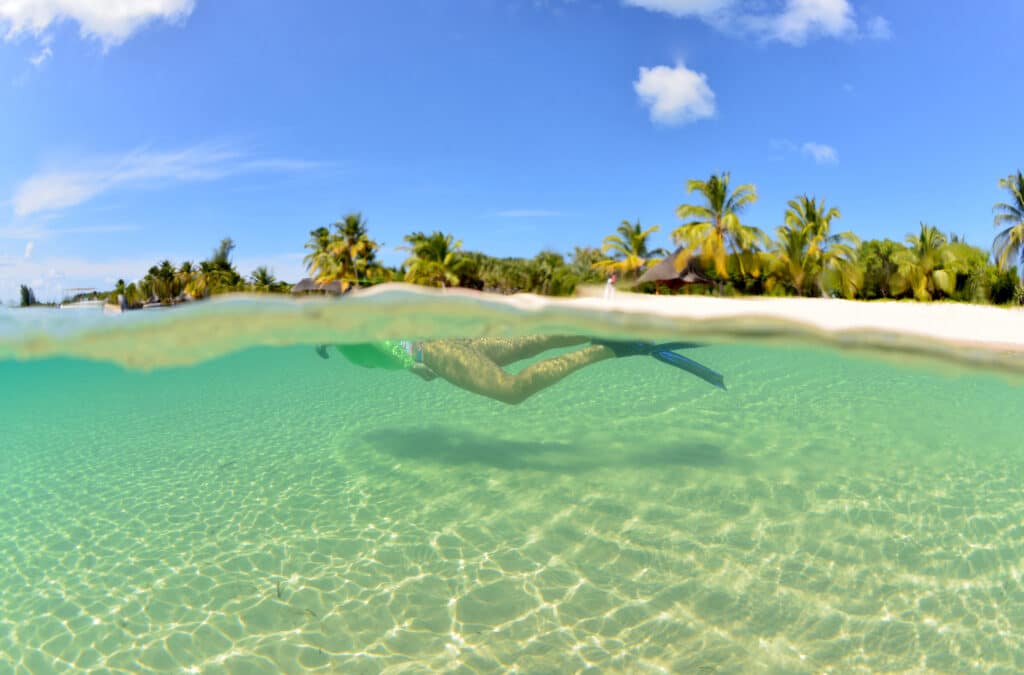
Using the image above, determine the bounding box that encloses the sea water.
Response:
[1,290,1022,673]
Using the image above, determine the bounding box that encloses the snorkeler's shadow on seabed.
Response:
[363,427,728,473]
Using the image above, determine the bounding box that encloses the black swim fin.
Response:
[651,349,726,390]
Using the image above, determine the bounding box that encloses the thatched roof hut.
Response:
[636,249,713,291]
[291,278,344,295]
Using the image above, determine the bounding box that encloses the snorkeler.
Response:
[318,336,725,405]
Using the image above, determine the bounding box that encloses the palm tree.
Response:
[19,285,36,307]
[139,260,178,302]
[304,214,384,289]
[778,196,860,297]
[333,213,379,288]
[209,238,235,269]
[673,172,765,289]
[592,219,665,281]
[993,170,1024,280]
[176,261,196,297]
[529,250,569,295]
[186,238,241,298]
[858,239,904,299]
[402,231,466,287]
[770,221,816,296]
[893,223,957,301]
[249,266,279,292]
[304,226,334,280]
[186,262,217,298]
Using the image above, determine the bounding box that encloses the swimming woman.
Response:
[317,336,724,405]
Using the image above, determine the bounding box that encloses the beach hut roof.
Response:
[291,278,317,293]
[636,249,713,285]
[291,278,344,294]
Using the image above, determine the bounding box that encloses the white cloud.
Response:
[634,62,715,126]
[11,145,320,216]
[625,0,884,45]
[23,241,33,258]
[802,141,838,164]
[0,0,194,49]
[0,223,141,240]
[621,0,733,19]
[28,44,50,65]
[765,0,855,45]
[863,15,891,40]
[496,209,561,218]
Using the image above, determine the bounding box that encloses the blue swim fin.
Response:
[651,350,726,390]
[653,341,705,351]
[592,339,704,356]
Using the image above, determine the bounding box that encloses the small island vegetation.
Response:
[16,171,1023,309]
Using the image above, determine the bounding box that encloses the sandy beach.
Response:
[379,283,1024,353]
[568,288,1024,352]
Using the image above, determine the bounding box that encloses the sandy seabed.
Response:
[2,336,1023,673]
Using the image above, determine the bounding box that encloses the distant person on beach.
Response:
[316,336,724,404]
[604,272,618,300]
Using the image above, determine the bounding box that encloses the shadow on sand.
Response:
[362,426,729,473]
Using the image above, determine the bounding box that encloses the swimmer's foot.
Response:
[590,339,702,356]
[315,344,330,359]
[591,339,725,390]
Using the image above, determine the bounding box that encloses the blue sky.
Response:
[1,0,1021,301]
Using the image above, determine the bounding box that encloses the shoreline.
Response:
[358,283,1024,355]
[3,283,1023,372]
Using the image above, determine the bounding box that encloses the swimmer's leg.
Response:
[465,336,591,366]
[420,341,614,405]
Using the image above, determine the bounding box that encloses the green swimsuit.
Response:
[334,340,420,370]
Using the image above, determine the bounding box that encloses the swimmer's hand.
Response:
[315,344,330,359]
[410,363,437,381]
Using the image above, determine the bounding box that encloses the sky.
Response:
[0,0,1022,301]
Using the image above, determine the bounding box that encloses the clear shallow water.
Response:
[1,294,1023,673]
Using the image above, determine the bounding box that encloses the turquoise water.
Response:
[1,294,1023,673]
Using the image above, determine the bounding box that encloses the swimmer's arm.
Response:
[409,363,437,381]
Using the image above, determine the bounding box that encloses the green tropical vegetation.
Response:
[16,172,1024,309]
[304,213,388,290]
[993,171,1024,280]
[102,236,291,307]
[401,231,467,288]
[592,219,666,281]
[765,196,860,298]
[19,285,36,307]
[673,172,765,285]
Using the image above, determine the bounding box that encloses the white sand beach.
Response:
[387,284,1024,353]
[568,289,1024,353]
